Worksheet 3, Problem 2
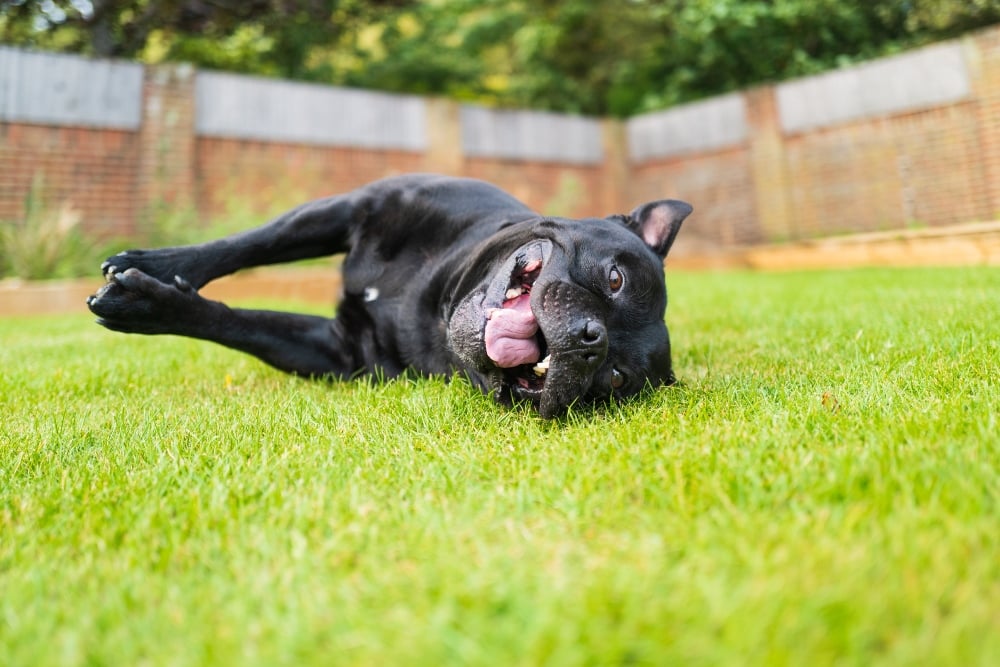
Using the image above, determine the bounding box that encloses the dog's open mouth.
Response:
[484,244,551,400]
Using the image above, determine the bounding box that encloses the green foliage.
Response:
[0,175,101,280]
[1,267,997,664]
[541,172,583,217]
[3,0,998,115]
[139,201,255,250]
[137,192,336,270]
[0,1,410,78]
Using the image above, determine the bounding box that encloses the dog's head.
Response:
[447,199,691,417]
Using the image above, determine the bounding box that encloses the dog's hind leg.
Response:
[101,194,361,290]
[88,268,368,378]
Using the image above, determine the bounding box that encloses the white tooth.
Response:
[505,287,522,300]
[532,354,552,376]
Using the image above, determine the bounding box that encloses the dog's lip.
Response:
[508,349,597,417]
[483,239,553,311]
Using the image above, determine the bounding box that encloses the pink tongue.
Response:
[484,294,541,368]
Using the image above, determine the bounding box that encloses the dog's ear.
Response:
[620,200,692,259]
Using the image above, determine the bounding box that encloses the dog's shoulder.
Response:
[348,174,537,257]
[363,174,533,218]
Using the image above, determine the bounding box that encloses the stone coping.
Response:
[739,221,1000,271]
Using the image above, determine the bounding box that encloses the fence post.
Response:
[137,63,197,230]
[424,98,464,175]
[745,86,792,242]
[601,118,631,215]
[965,30,1000,219]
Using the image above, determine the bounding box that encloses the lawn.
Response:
[0,266,997,666]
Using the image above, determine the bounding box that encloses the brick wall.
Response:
[624,33,1000,251]
[464,159,608,220]
[194,139,425,220]
[3,26,1000,253]
[631,148,759,248]
[0,124,139,237]
[781,102,988,238]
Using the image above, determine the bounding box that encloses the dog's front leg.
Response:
[88,268,360,378]
[101,194,360,290]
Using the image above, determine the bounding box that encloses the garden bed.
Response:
[2,222,998,317]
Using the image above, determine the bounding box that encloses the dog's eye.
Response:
[610,368,626,389]
[608,266,624,292]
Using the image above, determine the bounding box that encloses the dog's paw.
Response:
[101,248,202,288]
[88,268,199,335]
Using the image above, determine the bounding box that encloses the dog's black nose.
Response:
[581,319,606,347]
[566,318,608,370]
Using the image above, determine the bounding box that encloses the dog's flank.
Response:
[87,174,691,417]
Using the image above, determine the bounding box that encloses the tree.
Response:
[0,0,409,79]
[324,0,1000,115]
[3,0,999,115]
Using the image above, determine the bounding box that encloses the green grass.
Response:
[1,267,997,666]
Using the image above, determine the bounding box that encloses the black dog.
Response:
[87,174,691,417]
